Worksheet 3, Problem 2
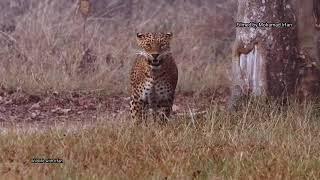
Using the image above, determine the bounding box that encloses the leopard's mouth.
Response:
[149,59,161,67]
[150,62,161,66]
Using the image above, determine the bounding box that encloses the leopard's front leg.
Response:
[130,97,146,125]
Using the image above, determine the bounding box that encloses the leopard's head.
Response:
[136,32,173,66]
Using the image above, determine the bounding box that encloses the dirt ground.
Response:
[0,88,229,132]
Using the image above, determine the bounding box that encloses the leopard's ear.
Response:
[166,32,173,39]
[137,33,144,39]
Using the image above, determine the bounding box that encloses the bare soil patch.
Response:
[0,88,229,131]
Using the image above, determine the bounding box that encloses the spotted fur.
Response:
[129,32,178,124]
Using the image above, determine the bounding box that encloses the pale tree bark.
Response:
[228,0,300,110]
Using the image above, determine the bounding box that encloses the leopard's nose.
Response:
[151,54,159,60]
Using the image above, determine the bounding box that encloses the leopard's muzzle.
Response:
[149,53,161,66]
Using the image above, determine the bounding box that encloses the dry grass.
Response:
[1,100,320,179]
[0,0,233,95]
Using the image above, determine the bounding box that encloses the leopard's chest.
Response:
[140,77,171,105]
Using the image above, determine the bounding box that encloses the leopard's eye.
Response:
[160,44,167,50]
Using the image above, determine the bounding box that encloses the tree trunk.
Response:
[315,0,320,60]
[289,0,320,102]
[228,0,300,110]
[314,0,320,29]
[295,0,320,102]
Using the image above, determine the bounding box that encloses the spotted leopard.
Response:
[129,32,178,124]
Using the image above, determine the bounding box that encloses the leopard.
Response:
[129,32,178,124]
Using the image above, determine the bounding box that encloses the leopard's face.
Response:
[136,32,173,66]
